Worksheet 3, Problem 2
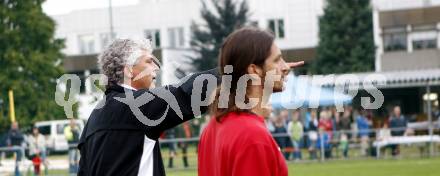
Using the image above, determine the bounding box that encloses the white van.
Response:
[34,119,84,153]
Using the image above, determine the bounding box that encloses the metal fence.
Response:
[1,126,440,174]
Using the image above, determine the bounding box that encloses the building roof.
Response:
[308,68,440,89]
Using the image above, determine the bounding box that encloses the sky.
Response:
[43,0,139,15]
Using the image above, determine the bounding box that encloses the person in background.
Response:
[356,109,372,157]
[0,132,6,166]
[308,110,319,160]
[279,109,290,124]
[339,109,352,139]
[303,109,315,151]
[165,128,177,168]
[338,133,349,158]
[377,121,392,156]
[6,122,25,176]
[273,115,291,160]
[287,110,303,161]
[318,110,333,158]
[176,122,192,168]
[319,110,333,137]
[266,115,276,133]
[279,110,294,159]
[64,119,80,175]
[316,127,332,159]
[389,106,407,156]
[28,126,47,176]
[432,106,440,122]
[331,108,341,157]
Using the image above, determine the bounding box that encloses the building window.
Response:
[100,32,115,50]
[411,24,437,50]
[268,19,285,39]
[383,27,407,52]
[168,27,185,48]
[145,29,161,48]
[78,34,95,54]
[413,39,437,50]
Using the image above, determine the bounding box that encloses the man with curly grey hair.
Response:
[77,38,219,176]
[99,38,160,89]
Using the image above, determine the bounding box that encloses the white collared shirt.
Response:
[120,84,137,91]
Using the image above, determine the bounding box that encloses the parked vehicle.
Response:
[34,120,84,153]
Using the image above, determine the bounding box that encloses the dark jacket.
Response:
[6,129,24,146]
[78,69,218,176]
[389,116,407,136]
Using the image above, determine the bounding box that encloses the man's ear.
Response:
[247,64,263,77]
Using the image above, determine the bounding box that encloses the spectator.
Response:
[331,108,341,157]
[6,122,24,176]
[338,133,349,158]
[318,110,333,158]
[28,126,47,176]
[389,106,407,156]
[176,122,192,168]
[319,110,333,135]
[377,121,392,141]
[272,115,291,160]
[0,132,6,166]
[64,119,80,175]
[308,110,319,160]
[316,127,332,159]
[356,110,372,156]
[287,110,303,160]
[165,128,177,168]
[280,110,294,159]
[339,110,352,138]
[280,109,290,124]
[266,115,276,133]
[377,121,392,156]
[332,108,341,135]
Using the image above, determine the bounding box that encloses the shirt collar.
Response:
[120,84,137,91]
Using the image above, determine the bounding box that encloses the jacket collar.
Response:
[105,84,130,94]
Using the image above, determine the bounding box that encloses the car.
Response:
[34,119,84,153]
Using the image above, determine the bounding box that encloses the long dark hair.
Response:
[210,27,275,122]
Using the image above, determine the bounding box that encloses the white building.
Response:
[372,0,440,72]
[50,0,325,119]
[51,0,440,119]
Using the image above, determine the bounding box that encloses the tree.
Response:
[185,0,250,74]
[311,0,375,74]
[0,0,66,132]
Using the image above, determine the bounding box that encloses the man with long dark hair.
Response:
[198,27,303,176]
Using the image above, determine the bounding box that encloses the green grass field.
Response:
[164,157,440,176]
[44,157,440,176]
[40,144,440,176]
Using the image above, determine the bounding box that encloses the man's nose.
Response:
[280,59,289,75]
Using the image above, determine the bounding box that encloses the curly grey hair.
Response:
[97,38,154,87]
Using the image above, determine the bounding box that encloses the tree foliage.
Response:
[0,0,66,132]
[312,0,375,74]
[186,0,249,74]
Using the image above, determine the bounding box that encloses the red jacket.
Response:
[198,112,288,176]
